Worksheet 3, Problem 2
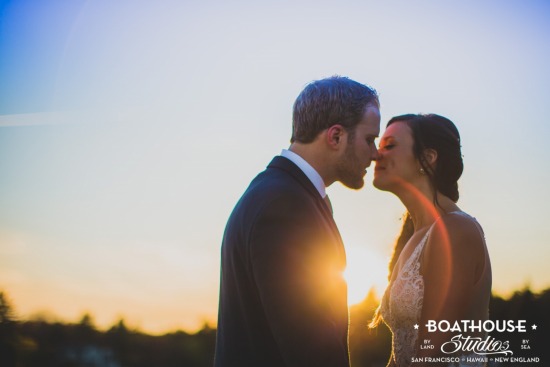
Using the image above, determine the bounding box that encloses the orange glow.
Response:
[394,179,453,317]
[344,246,389,305]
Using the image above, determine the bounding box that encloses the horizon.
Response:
[3,285,546,335]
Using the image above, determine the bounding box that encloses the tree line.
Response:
[0,288,548,367]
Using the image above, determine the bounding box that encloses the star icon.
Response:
[532,324,537,330]
[414,324,419,330]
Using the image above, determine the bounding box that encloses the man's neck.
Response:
[288,143,334,187]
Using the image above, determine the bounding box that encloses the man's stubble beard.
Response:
[336,143,365,190]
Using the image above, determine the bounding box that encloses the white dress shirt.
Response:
[280,149,326,198]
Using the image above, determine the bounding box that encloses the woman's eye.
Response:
[383,144,395,150]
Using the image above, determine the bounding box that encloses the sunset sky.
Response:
[1,0,549,334]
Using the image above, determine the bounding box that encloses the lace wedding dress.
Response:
[379,211,488,367]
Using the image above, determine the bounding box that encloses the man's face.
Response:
[336,104,381,189]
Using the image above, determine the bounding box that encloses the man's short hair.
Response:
[291,76,378,143]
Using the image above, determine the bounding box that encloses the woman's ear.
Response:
[423,148,438,167]
[326,124,345,149]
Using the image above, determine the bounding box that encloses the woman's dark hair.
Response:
[387,113,464,275]
[291,76,378,143]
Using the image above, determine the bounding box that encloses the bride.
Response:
[370,114,492,367]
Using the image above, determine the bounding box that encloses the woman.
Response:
[370,114,492,367]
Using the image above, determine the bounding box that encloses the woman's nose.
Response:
[371,147,380,161]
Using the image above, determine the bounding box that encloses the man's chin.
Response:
[340,178,365,190]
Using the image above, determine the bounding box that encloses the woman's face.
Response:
[373,121,423,192]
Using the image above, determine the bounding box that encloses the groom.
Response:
[214,76,380,367]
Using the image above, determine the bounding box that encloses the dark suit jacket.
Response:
[214,156,349,367]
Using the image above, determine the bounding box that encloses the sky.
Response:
[1,0,549,334]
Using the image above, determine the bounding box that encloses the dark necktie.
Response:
[323,194,333,215]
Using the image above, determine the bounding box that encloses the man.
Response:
[215,76,380,367]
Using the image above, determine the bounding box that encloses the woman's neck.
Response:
[396,184,458,231]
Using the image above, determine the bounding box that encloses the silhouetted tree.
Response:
[349,288,392,367]
[0,291,18,367]
[7,287,549,367]
[489,288,550,362]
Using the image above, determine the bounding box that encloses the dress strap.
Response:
[409,226,432,266]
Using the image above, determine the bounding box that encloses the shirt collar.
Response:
[280,149,326,198]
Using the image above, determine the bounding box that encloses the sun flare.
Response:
[343,245,389,305]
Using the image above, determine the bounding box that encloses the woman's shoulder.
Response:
[426,211,486,260]
[423,210,489,286]
[437,211,485,242]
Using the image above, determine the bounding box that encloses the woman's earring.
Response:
[419,167,426,175]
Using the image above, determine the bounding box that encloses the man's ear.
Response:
[326,124,346,149]
[422,148,438,167]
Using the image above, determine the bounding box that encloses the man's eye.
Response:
[382,144,395,150]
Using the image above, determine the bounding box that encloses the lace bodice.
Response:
[380,222,429,367]
[379,211,488,367]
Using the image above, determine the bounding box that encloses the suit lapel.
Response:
[267,156,346,261]
[268,156,320,200]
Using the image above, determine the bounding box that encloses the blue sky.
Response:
[1,0,549,333]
